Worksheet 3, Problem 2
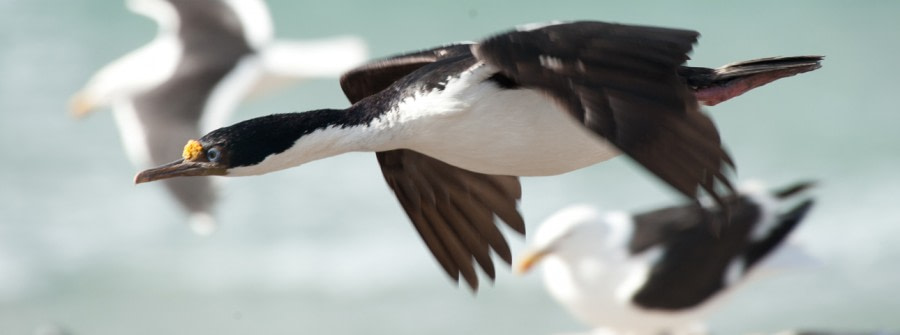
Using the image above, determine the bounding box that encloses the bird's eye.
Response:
[206,148,221,162]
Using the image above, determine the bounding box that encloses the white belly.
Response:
[401,78,620,176]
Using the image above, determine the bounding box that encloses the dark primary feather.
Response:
[340,45,524,290]
[376,150,523,290]
[774,180,817,199]
[474,21,736,208]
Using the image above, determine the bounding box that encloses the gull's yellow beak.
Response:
[68,92,97,119]
[515,249,550,275]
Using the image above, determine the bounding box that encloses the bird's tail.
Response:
[681,55,823,106]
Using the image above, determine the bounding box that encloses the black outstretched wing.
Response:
[628,181,813,310]
[339,45,525,291]
[628,194,755,310]
[340,44,474,102]
[473,21,735,207]
[376,150,523,290]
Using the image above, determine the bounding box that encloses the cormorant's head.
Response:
[135,111,343,184]
[133,138,230,184]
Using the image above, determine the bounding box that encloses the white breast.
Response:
[393,63,620,177]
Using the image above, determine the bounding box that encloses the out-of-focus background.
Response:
[1,1,898,334]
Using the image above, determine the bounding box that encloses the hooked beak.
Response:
[134,159,226,184]
[515,248,551,275]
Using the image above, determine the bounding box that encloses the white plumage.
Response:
[396,64,620,176]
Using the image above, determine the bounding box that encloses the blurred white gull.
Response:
[69,0,368,234]
[517,180,817,335]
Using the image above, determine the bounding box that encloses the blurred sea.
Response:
[1,1,899,334]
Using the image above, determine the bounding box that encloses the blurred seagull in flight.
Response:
[517,180,817,335]
[69,0,367,234]
[133,21,821,289]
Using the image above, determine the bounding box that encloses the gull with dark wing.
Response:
[70,0,367,233]
[517,180,816,335]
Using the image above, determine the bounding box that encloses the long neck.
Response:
[225,108,398,176]
[286,108,397,158]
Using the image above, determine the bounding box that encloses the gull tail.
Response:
[681,55,823,106]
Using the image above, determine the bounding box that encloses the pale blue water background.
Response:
[1,1,899,334]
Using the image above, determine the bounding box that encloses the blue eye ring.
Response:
[206,148,221,162]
